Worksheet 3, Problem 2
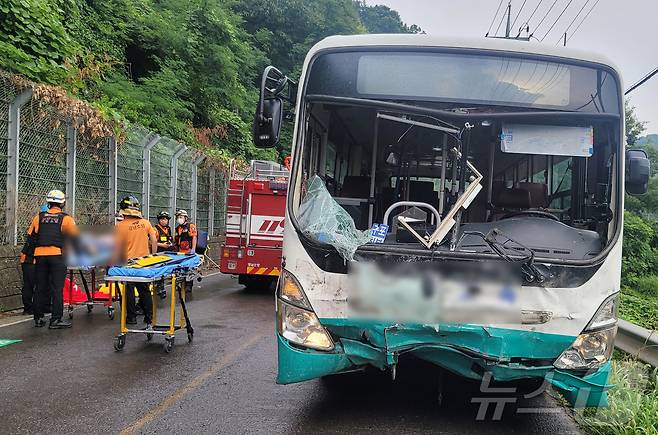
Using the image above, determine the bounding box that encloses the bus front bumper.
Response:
[276,321,613,407]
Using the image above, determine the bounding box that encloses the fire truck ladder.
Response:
[226,175,250,248]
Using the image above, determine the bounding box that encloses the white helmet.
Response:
[175,209,188,218]
[46,189,66,204]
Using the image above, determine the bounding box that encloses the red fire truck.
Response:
[220,160,288,289]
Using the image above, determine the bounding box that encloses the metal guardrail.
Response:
[615,319,658,367]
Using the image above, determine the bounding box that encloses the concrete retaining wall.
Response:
[0,245,24,311]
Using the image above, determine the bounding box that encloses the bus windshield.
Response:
[294,50,622,263]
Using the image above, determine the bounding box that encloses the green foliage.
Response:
[234,0,365,76]
[355,1,422,34]
[621,211,658,287]
[620,210,658,331]
[624,100,647,146]
[575,358,658,434]
[207,107,278,162]
[1,0,414,163]
[619,287,658,331]
[0,0,76,82]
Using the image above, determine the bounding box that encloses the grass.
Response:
[619,286,658,331]
[572,354,658,435]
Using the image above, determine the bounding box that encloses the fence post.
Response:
[170,144,187,219]
[191,154,206,223]
[141,134,160,220]
[6,88,33,245]
[208,168,216,236]
[108,137,117,219]
[65,121,77,216]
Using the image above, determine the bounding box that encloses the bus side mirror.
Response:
[253,98,283,148]
[625,149,650,195]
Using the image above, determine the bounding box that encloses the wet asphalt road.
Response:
[0,273,581,434]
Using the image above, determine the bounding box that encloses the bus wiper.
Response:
[457,229,546,284]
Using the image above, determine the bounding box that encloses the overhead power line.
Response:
[530,0,559,37]
[540,0,574,42]
[494,1,509,36]
[494,2,509,36]
[626,66,658,96]
[510,0,528,29]
[486,0,505,36]
[566,0,601,43]
[555,0,591,45]
[524,0,545,26]
[516,0,544,37]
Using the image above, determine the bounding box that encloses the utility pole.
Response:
[505,1,512,38]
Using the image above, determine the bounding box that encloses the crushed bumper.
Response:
[277,320,612,407]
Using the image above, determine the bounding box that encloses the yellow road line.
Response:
[119,333,265,435]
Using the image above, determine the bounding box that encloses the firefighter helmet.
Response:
[175,209,188,217]
[119,195,142,217]
[157,211,171,220]
[46,189,66,204]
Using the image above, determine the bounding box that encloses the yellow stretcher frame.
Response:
[105,273,193,353]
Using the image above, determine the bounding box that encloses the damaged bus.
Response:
[252,35,650,407]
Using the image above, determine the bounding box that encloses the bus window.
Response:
[532,155,547,184]
[550,157,572,210]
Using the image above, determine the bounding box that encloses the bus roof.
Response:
[307,34,622,83]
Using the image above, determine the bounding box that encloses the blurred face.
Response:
[176,216,186,225]
[159,217,169,227]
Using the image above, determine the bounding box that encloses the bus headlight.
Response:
[277,300,334,351]
[554,294,618,370]
[278,269,312,310]
[554,327,616,370]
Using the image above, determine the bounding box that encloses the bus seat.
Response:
[491,187,532,220]
[516,182,549,208]
[495,188,532,209]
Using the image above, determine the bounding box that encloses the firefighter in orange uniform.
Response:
[154,211,173,298]
[114,195,158,325]
[27,190,79,329]
[155,211,174,252]
[174,209,197,293]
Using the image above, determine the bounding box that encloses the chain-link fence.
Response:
[0,70,229,246]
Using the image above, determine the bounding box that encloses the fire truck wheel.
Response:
[239,275,275,291]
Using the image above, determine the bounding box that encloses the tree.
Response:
[0,0,420,163]
[234,0,365,76]
[625,99,647,146]
[355,1,422,34]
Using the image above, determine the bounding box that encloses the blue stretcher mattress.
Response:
[107,253,202,279]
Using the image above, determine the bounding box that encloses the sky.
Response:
[372,0,658,134]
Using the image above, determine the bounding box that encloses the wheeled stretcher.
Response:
[105,253,202,353]
[66,266,117,320]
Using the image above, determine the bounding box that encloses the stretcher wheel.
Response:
[187,332,193,343]
[108,308,115,320]
[87,304,93,313]
[164,337,175,353]
[114,335,126,351]
[146,333,153,341]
